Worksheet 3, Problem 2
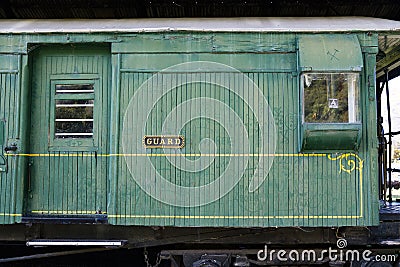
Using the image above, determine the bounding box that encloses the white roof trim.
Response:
[0,17,400,34]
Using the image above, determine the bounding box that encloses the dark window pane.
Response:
[56,84,94,94]
[56,100,93,120]
[53,83,95,140]
[55,121,93,139]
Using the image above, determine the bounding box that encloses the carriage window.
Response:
[302,73,360,123]
[54,84,94,139]
[49,78,98,151]
[300,72,362,152]
[298,34,363,152]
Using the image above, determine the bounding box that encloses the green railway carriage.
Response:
[0,17,397,232]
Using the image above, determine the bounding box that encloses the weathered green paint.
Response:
[298,34,363,72]
[301,123,362,151]
[120,53,296,73]
[0,68,21,223]
[0,121,4,145]
[26,45,110,215]
[0,31,380,227]
[112,33,296,54]
[0,121,6,173]
[363,47,380,224]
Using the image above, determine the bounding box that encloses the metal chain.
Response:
[143,248,162,267]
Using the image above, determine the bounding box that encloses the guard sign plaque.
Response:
[143,135,185,149]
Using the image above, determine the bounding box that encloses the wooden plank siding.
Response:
[0,31,379,227]
[0,55,23,223]
[26,45,110,216]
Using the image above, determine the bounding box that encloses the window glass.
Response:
[56,84,94,94]
[54,84,94,139]
[303,73,360,123]
[55,99,94,138]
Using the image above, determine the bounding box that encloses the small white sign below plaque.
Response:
[329,98,338,109]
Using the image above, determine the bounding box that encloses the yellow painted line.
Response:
[360,167,364,218]
[6,153,97,157]
[31,210,106,215]
[117,153,327,157]
[13,152,364,220]
[0,213,358,219]
[108,214,362,219]
[6,153,327,157]
[22,214,361,219]
[0,212,360,219]
[0,213,22,217]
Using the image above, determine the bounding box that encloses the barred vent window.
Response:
[54,84,94,139]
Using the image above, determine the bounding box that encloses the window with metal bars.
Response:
[49,77,98,151]
[55,85,94,139]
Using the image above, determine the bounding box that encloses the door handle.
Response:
[4,144,17,152]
